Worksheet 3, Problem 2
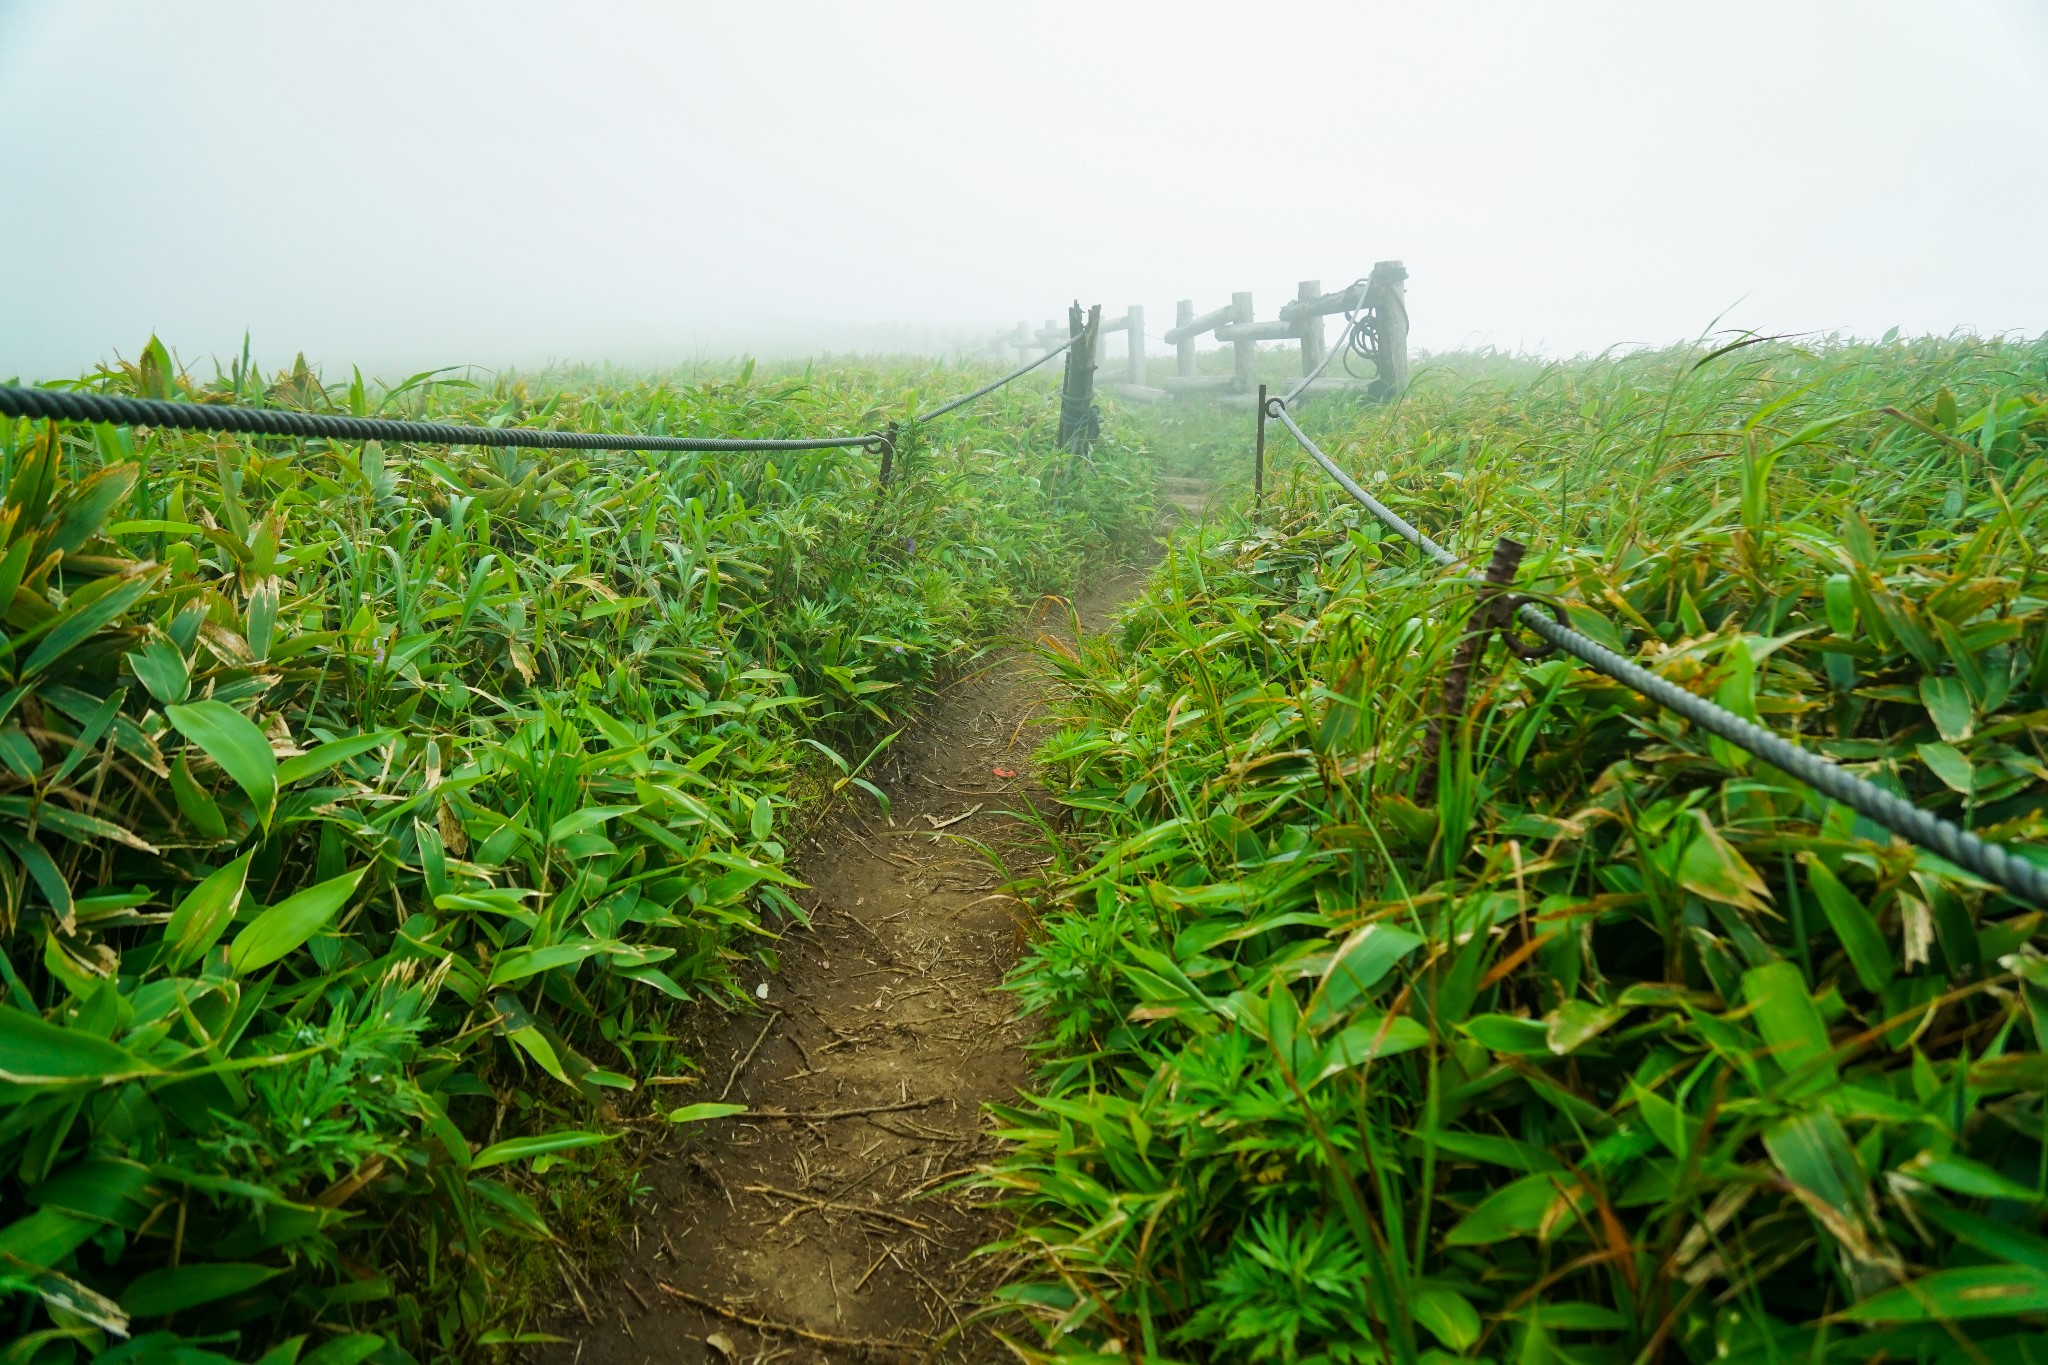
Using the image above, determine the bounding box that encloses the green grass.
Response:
[0,339,1156,1363]
[991,333,2048,1364]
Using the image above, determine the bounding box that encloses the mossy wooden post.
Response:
[1365,260,1409,398]
[1058,303,1102,453]
[1175,300,1196,380]
[1127,305,1146,388]
[1230,292,1256,394]
[1297,280,1325,377]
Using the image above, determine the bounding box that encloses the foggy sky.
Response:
[3,0,2045,381]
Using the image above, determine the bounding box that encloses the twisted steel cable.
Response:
[1264,399,2048,907]
[915,335,1076,423]
[1511,602,2048,905]
[0,385,885,453]
[1280,278,1371,406]
[1268,401,1459,568]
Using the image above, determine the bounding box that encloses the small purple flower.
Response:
[903,537,917,553]
[892,646,905,655]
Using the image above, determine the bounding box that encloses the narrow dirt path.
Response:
[535,526,1181,1362]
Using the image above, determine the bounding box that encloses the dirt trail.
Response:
[534,506,1192,1362]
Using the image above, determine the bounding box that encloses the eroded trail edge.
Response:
[540,565,1154,1364]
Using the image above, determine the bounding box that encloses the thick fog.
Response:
[3,0,2045,381]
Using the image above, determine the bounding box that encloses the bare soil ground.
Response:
[531,500,1194,1363]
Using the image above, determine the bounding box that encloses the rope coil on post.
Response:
[1262,397,2048,908]
[0,385,886,453]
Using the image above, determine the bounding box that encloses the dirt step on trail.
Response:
[1158,474,1212,519]
[534,493,1197,1362]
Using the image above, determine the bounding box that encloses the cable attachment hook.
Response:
[1502,594,1565,660]
[870,422,899,488]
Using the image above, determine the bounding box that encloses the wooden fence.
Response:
[971,261,1409,407]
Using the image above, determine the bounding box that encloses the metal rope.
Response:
[1263,400,2048,908]
[1512,603,2048,905]
[1280,278,1369,406]
[0,385,884,453]
[1267,401,1459,568]
[915,335,1076,423]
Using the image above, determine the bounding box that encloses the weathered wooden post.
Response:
[1175,300,1196,380]
[1297,280,1325,377]
[1365,261,1409,398]
[1127,305,1146,388]
[1057,303,1102,452]
[1013,321,1031,367]
[1230,291,1256,394]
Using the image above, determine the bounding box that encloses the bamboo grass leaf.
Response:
[121,1263,282,1317]
[1803,855,1894,993]
[666,1102,747,1124]
[468,1130,616,1172]
[228,867,366,974]
[1744,961,1838,1084]
[21,570,161,676]
[1920,675,1975,743]
[166,701,278,827]
[1839,1266,2048,1322]
[274,729,399,786]
[163,850,255,972]
[0,1006,158,1085]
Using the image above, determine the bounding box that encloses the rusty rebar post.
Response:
[1254,383,1267,510]
[875,422,899,488]
[1417,536,1527,800]
[863,422,901,550]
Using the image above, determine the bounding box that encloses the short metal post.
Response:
[875,421,899,488]
[1254,383,1267,509]
[1417,536,1526,800]
[864,421,902,549]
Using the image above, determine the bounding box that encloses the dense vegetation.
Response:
[0,341,1154,1362]
[995,336,2048,1363]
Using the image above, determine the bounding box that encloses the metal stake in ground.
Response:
[1417,536,1526,801]
[875,421,900,489]
[1254,383,1267,509]
[863,421,901,547]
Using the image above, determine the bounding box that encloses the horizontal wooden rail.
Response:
[1277,281,1369,322]
[967,263,1405,404]
[1214,318,1301,343]
[1163,302,1233,345]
